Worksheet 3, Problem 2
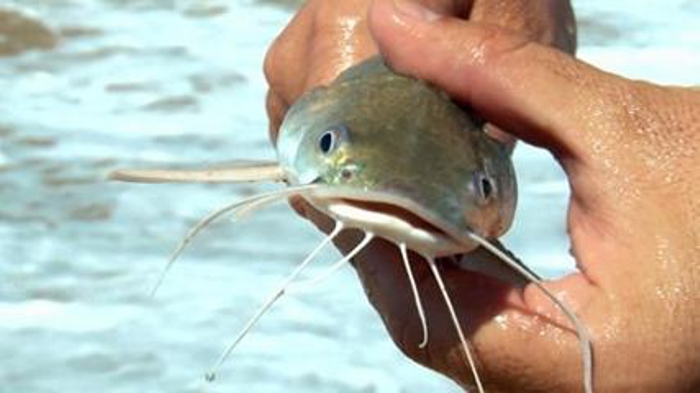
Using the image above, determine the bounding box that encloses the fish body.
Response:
[277,57,517,257]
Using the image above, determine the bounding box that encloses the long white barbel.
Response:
[425,256,485,393]
[151,184,319,296]
[400,242,429,348]
[204,221,345,382]
[109,161,286,184]
[287,231,374,292]
[467,232,593,393]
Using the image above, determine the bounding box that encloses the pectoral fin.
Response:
[455,239,541,287]
[109,160,286,184]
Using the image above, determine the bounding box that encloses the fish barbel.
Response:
[110,56,593,393]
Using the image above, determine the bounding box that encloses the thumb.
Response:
[368,0,625,167]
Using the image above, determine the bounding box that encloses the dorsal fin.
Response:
[108,160,285,184]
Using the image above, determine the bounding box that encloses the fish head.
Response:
[276,58,516,255]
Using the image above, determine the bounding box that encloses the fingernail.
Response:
[392,0,441,22]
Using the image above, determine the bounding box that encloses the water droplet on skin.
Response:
[493,314,509,331]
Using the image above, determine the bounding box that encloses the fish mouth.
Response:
[339,199,446,234]
[305,188,474,257]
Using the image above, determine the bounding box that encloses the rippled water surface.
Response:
[0,1,698,392]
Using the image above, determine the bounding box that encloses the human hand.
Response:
[265,0,699,391]
[341,0,700,391]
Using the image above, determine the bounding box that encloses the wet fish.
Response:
[277,57,516,254]
[110,56,592,393]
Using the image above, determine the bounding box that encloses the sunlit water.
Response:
[0,1,697,392]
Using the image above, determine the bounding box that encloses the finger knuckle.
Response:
[464,24,534,66]
[262,0,318,95]
[262,43,280,86]
[266,90,286,142]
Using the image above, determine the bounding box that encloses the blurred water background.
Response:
[0,1,697,392]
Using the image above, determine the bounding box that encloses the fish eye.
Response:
[317,125,348,155]
[318,131,336,154]
[474,172,494,201]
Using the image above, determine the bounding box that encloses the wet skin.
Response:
[264,0,700,391]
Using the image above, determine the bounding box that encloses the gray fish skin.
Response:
[276,56,517,246]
